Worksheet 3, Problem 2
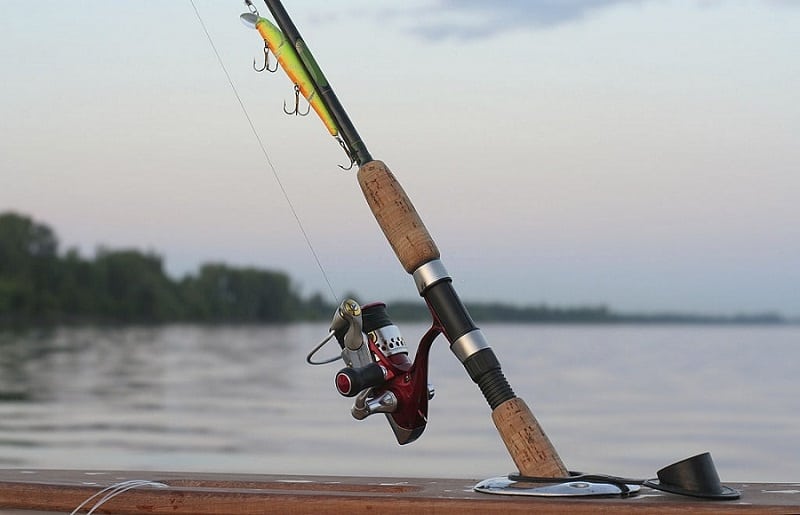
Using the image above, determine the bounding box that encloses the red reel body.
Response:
[332,302,438,445]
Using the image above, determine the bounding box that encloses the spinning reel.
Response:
[308,299,437,444]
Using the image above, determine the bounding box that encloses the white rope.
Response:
[71,479,169,514]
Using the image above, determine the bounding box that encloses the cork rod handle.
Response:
[492,398,567,477]
[357,160,439,273]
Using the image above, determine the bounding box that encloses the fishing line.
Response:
[188,0,339,303]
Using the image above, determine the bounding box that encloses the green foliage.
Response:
[0,212,60,323]
[91,249,183,322]
[0,211,323,326]
[180,264,300,322]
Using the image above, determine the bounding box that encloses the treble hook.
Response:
[337,136,356,171]
[283,84,310,116]
[254,42,278,73]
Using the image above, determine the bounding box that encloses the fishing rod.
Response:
[241,0,566,478]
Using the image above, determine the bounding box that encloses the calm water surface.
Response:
[0,323,797,482]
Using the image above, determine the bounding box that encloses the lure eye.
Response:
[240,13,258,29]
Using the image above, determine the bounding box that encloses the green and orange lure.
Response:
[241,6,354,168]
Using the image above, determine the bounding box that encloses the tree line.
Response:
[0,211,332,326]
[0,211,788,327]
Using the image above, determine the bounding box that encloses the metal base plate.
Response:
[474,476,641,497]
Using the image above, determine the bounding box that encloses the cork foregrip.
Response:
[492,397,568,478]
[357,161,440,273]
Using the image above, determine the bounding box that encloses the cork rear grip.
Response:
[357,161,440,273]
[492,397,568,478]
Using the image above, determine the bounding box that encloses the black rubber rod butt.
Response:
[357,159,567,477]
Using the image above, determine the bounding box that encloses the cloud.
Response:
[305,1,644,40]
[308,1,799,42]
[377,0,798,41]
[408,0,647,41]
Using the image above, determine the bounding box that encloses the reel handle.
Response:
[335,363,386,397]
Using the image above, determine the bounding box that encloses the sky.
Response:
[1,0,798,316]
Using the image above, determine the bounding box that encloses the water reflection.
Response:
[0,324,798,481]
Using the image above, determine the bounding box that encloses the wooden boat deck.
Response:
[0,469,798,514]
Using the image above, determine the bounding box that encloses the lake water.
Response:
[0,323,797,482]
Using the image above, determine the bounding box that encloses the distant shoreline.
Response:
[1,211,793,328]
[2,298,792,330]
[377,300,793,325]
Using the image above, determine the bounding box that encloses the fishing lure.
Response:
[241,12,340,137]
